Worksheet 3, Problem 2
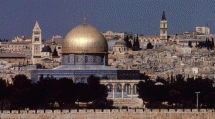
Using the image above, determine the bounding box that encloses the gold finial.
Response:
[84,14,86,24]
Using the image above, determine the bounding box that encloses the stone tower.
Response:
[160,10,167,43]
[32,21,42,64]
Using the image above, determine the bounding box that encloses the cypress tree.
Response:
[212,38,214,50]
[132,35,136,51]
[52,47,58,57]
[124,35,132,48]
[188,41,192,48]
[132,34,140,51]
[136,34,140,50]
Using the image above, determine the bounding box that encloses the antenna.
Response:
[84,14,86,24]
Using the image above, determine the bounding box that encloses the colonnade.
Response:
[100,80,140,99]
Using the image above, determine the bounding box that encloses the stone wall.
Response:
[0,109,214,119]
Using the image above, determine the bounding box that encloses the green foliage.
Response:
[137,74,215,108]
[188,41,192,47]
[124,35,132,48]
[52,47,58,57]
[146,42,153,49]
[0,74,109,109]
[132,34,140,51]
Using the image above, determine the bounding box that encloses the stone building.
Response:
[31,17,141,98]
[102,30,133,40]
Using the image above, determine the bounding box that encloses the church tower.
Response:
[160,10,167,43]
[32,21,42,64]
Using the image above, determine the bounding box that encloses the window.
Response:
[35,38,39,41]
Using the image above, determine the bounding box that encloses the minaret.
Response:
[160,10,167,43]
[32,20,42,64]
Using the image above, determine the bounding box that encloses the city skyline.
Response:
[1,0,215,40]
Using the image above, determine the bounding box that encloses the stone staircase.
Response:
[111,98,143,108]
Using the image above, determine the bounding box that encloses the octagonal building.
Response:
[31,18,140,83]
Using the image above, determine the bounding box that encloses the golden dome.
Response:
[62,24,108,54]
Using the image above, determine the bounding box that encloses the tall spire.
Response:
[33,20,41,31]
[162,10,166,20]
[84,14,86,24]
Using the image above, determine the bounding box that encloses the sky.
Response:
[1,0,215,40]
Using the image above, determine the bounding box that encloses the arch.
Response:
[124,83,131,95]
[133,84,138,94]
[115,83,122,92]
[81,78,86,83]
[106,83,113,92]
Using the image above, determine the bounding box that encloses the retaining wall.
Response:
[0,109,214,119]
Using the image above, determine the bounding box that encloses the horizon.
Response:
[1,0,215,40]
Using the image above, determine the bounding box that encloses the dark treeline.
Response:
[0,74,111,110]
[0,39,9,42]
[137,74,215,109]
[196,38,214,50]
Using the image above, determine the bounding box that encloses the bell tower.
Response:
[160,10,167,43]
[32,20,42,64]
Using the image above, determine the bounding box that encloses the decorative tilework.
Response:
[69,54,74,64]
[67,55,70,63]
[85,56,88,62]
[93,56,96,62]
[63,55,68,64]
[75,55,79,63]
[96,56,101,63]
[78,55,85,64]
[88,55,93,63]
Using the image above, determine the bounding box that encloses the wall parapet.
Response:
[0,109,214,119]
[0,109,214,114]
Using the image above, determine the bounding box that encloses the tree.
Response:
[146,42,153,49]
[0,79,7,109]
[35,63,43,69]
[137,74,215,108]
[140,73,150,81]
[132,34,140,51]
[36,75,59,108]
[10,74,34,109]
[137,80,155,104]
[87,75,108,102]
[188,41,192,47]
[52,47,58,57]
[124,35,132,48]
[56,78,76,108]
[86,75,108,108]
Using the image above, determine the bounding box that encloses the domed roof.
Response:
[62,23,108,54]
[107,36,120,51]
[115,38,126,46]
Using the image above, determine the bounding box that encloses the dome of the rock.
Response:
[62,24,108,54]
